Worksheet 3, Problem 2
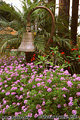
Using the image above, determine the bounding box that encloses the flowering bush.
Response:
[63,46,80,74]
[0,55,80,120]
[48,46,80,74]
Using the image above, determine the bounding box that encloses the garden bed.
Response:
[0,55,80,120]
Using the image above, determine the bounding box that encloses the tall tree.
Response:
[58,0,70,37]
[71,0,79,45]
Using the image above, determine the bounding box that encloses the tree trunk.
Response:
[71,0,79,45]
[58,0,70,37]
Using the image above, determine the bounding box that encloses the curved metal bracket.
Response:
[27,6,55,44]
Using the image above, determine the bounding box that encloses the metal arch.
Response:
[27,6,55,44]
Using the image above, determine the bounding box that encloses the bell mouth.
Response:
[18,49,35,52]
[17,42,35,52]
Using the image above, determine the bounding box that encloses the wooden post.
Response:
[58,0,70,37]
[71,0,79,45]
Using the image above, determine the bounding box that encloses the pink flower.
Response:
[27,95,30,98]
[35,78,42,81]
[36,104,41,109]
[28,79,33,83]
[11,92,16,95]
[54,118,59,120]
[20,87,23,91]
[23,108,27,112]
[54,66,59,69]
[72,110,77,115]
[63,104,67,107]
[28,113,32,118]
[52,85,56,87]
[4,80,7,83]
[0,82,3,86]
[76,92,80,96]
[73,79,76,81]
[60,77,65,80]
[60,68,64,71]
[64,113,69,118]
[76,77,80,81]
[53,97,57,100]
[39,74,43,77]
[27,91,30,96]
[24,100,28,104]
[21,106,25,110]
[69,97,73,101]
[62,87,68,91]
[1,90,5,93]
[38,91,42,94]
[37,83,41,87]
[17,103,20,106]
[63,94,66,97]
[42,101,45,106]
[64,70,69,75]
[38,109,43,116]
[67,81,73,87]
[5,92,10,95]
[2,108,5,114]
[56,87,59,90]
[32,85,36,88]
[19,95,23,99]
[15,112,19,116]
[44,86,48,89]
[68,101,73,106]
[72,74,77,78]
[11,87,17,90]
[34,113,38,118]
[12,102,16,105]
[34,94,36,96]
[19,112,22,114]
[57,104,61,108]
[6,105,9,109]
[7,78,11,81]
[5,85,8,88]
[47,79,52,83]
[41,82,45,86]
[16,80,20,82]
[15,95,19,98]
[47,88,52,92]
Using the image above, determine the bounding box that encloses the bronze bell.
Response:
[18,25,35,52]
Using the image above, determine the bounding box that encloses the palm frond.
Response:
[0,3,22,22]
[0,38,20,53]
[9,20,24,31]
[34,35,47,53]
[53,36,71,49]
[0,20,10,27]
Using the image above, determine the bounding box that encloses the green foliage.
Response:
[0,0,47,55]
[0,55,80,119]
[0,0,73,58]
[0,0,15,22]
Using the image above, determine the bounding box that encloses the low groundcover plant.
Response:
[0,55,80,120]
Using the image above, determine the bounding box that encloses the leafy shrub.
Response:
[0,55,80,120]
